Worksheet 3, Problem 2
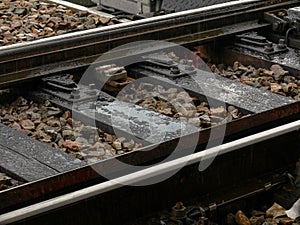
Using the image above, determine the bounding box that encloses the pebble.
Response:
[225,203,297,225]
[20,119,35,130]
[62,129,75,141]
[227,213,237,225]
[279,217,295,225]
[10,121,22,130]
[266,203,287,218]
[236,210,251,225]
[118,82,246,128]
[123,140,135,149]
[0,0,119,46]
[0,97,142,164]
[112,140,122,150]
[250,216,265,225]
[211,62,300,100]
[0,172,22,191]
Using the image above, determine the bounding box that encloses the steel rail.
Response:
[1,0,299,88]
[0,0,261,52]
[0,119,299,224]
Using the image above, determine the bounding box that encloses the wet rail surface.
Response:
[0,0,300,223]
[1,120,300,225]
[0,0,299,87]
[0,46,299,214]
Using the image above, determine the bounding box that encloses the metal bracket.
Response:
[138,53,197,78]
[96,0,163,16]
[41,75,102,103]
[233,32,288,56]
[263,7,300,49]
[264,12,289,33]
[42,75,77,93]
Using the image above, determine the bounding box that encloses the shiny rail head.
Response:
[0,120,299,225]
[0,0,262,51]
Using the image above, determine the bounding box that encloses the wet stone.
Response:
[227,213,237,225]
[118,82,246,129]
[223,201,298,225]
[0,0,119,46]
[0,173,11,185]
[0,97,142,164]
[0,172,22,191]
[30,112,41,121]
[251,210,266,217]
[62,129,75,140]
[123,140,135,149]
[63,140,81,152]
[266,203,287,219]
[264,218,279,225]
[20,119,35,130]
[250,216,265,225]
[112,141,122,150]
[104,133,114,143]
[10,121,21,130]
[236,210,251,225]
[47,118,61,127]
[211,62,300,100]
[279,217,295,225]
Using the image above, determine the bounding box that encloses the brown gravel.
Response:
[0,97,142,164]
[226,203,299,225]
[0,172,22,191]
[0,0,118,46]
[210,62,300,100]
[118,82,247,128]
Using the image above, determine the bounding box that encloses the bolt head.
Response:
[89,83,96,89]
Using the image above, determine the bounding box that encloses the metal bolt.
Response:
[277,39,287,49]
[72,87,80,94]
[170,66,180,74]
[172,202,187,219]
[89,83,96,89]
[264,42,274,52]
[187,60,193,66]
[185,60,195,71]
[86,83,97,96]
[71,87,80,99]
[198,217,209,225]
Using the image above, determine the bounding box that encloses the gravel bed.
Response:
[0,97,142,164]
[0,0,118,46]
[118,82,247,128]
[0,172,22,191]
[210,62,300,100]
[128,201,300,225]
[225,203,299,225]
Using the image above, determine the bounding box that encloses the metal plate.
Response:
[162,0,232,12]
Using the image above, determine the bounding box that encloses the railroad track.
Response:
[0,0,300,224]
[1,0,299,87]
[0,120,300,224]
